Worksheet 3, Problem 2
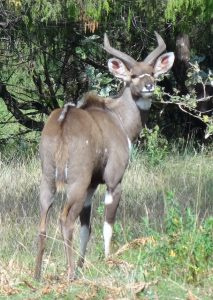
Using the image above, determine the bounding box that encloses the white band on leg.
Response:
[103,221,112,257]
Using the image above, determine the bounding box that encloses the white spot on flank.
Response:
[127,137,132,151]
[103,221,112,257]
[104,192,113,205]
[80,225,90,257]
[65,164,68,180]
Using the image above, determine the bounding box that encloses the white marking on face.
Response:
[103,221,112,257]
[55,168,58,179]
[86,140,89,145]
[136,98,152,110]
[104,148,108,153]
[138,73,152,79]
[104,192,113,205]
[142,86,154,93]
[80,225,90,257]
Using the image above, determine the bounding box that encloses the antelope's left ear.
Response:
[153,52,175,78]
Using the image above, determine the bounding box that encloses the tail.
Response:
[55,139,68,192]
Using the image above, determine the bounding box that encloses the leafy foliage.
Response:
[165,0,213,24]
[0,0,213,145]
[154,61,213,139]
[1,150,213,298]
[158,190,213,283]
[140,125,169,166]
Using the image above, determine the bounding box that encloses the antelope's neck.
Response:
[111,87,150,142]
[134,95,152,128]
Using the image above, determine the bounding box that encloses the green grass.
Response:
[0,151,212,299]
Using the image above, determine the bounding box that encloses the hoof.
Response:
[68,272,77,282]
[67,267,77,282]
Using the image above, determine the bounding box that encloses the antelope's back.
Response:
[39,107,103,170]
[39,101,129,186]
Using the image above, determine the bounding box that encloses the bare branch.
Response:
[0,83,44,131]
[177,104,203,122]
[43,53,59,109]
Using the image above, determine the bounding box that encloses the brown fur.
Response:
[35,33,174,281]
[54,139,68,192]
[35,88,142,280]
[131,62,153,76]
[78,92,114,110]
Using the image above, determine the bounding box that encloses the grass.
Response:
[0,150,213,299]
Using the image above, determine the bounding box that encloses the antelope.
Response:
[34,32,174,280]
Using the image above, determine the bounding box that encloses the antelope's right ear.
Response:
[153,52,175,78]
[108,58,131,82]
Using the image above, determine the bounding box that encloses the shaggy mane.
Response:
[58,92,114,123]
[78,92,114,109]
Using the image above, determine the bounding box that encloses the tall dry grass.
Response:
[0,151,212,296]
[121,152,213,229]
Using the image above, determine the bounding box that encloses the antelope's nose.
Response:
[145,83,154,91]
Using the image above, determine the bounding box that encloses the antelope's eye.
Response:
[131,75,137,79]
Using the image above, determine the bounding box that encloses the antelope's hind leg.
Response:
[60,183,89,281]
[77,185,97,268]
[34,175,55,280]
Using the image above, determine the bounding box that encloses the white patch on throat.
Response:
[104,192,113,205]
[136,98,152,111]
[103,221,112,257]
